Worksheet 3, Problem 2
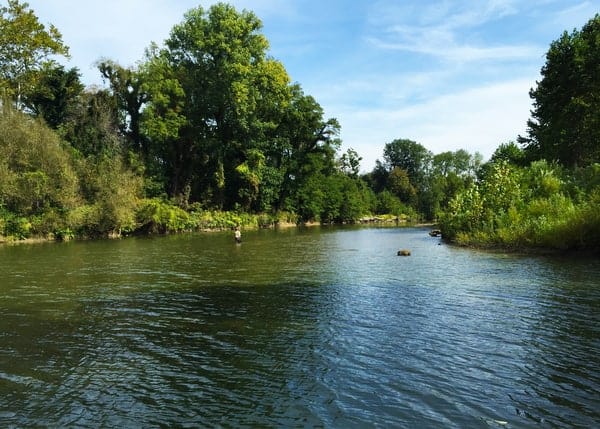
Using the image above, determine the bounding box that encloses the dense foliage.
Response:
[0,1,382,241]
[438,158,600,251]
[0,1,598,253]
[521,14,600,167]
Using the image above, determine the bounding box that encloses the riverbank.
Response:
[0,217,336,246]
[5,222,596,257]
[442,232,599,257]
[0,214,428,247]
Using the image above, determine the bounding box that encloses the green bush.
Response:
[136,198,195,233]
[1,213,32,240]
[440,160,600,252]
[0,108,80,216]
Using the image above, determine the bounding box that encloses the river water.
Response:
[1,226,599,428]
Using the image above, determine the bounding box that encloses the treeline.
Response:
[0,1,404,241]
[0,1,599,252]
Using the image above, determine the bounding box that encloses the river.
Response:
[1,226,599,427]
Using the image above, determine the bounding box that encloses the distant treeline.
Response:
[0,1,598,252]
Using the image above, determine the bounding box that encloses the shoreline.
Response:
[0,220,422,247]
[443,239,599,257]
[4,224,595,257]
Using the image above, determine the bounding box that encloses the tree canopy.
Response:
[522,14,600,167]
[0,0,69,104]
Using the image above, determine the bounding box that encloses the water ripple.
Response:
[0,228,599,427]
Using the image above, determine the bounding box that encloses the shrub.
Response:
[136,198,194,234]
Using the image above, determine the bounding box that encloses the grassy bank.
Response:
[0,200,301,243]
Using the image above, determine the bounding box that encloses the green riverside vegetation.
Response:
[0,1,598,253]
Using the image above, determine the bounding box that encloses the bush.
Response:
[440,159,600,252]
[0,108,80,216]
[0,208,32,240]
[136,198,195,234]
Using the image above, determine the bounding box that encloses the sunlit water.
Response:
[1,226,599,427]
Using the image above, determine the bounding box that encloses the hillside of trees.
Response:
[0,1,598,252]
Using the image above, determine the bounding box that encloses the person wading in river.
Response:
[234,226,241,243]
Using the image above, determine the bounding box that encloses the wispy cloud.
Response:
[368,34,539,63]
[550,1,598,30]
[366,0,539,63]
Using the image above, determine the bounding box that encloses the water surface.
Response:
[1,226,599,427]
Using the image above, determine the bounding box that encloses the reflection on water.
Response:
[1,226,599,427]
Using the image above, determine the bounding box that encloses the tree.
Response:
[0,0,69,106]
[365,160,389,193]
[522,14,600,167]
[382,138,432,215]
[490,141,526,166]
[138,45,188,197]
[383,139,432,178]
[61,89,123,159]
[338,148,362,177]
[21,63,83,128]
[432,149,472,177]
[387,167,415,203]
[263,83,340,214]
[98,60,148,155]
[427,149,480,218]
[140,3,293,207]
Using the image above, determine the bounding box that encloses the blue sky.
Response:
[25,0,599,171]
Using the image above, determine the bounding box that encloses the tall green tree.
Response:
[138,44,188,197]
[141,3,293,207]
[21,63,83,128]
[383,138,432,183]
[276,84,341,214]
[382,138,432,215]
[387,166,415,204]
[522,14,600,167]
[0,0,69,105]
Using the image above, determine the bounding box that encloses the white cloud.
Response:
[333,78,535,172]
[443,0,518,28]
[551,1,599,29]
[368,34,539,63]
[366,0,540,64]
[368,0,519,29]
